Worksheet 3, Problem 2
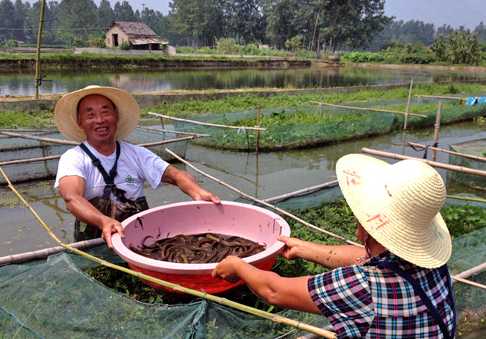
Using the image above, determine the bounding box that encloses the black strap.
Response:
[79,142,127,201]
[375,260,454,339]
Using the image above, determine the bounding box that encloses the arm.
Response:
[212,256,320,313]
[58,175,123,248]
[278,236,366,269]
[162,165,220,203]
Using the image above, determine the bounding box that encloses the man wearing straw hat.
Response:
[54,86,220,248]
[213,154,456,338]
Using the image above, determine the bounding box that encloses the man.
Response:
[213,154,456,338]
[54,85,219,248]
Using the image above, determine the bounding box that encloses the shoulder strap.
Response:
[376,260,454,339]
[79,142,121,185]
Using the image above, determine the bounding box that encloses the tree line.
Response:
[0,0,485,52]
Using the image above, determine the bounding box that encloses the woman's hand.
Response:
[278,236,310,260]
[212,256,243,280]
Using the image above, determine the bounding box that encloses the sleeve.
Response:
[308,266,374,338]
[134,146,169,189]
[54,148,86,189]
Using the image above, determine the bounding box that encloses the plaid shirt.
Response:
[308,251,456,338]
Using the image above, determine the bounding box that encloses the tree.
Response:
[57,0,98,46]
[223,0,266,44]
[432,30,481,65]
[113,1,137,21]
[169,0,224,46]
[474,22,486,43]
[97,0,114,31]
[0,0,17,41]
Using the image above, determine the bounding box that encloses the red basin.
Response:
[111,201,291,294]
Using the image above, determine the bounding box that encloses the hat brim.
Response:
[336,154,452,268]
[54,86,140,142]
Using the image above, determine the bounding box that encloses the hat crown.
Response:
[387,160,446,228]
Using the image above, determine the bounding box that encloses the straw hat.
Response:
[54,85,140,142]
[336,154,451,268]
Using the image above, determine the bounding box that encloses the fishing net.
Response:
[170,99,486,151]
[1,180,484,338]
[447,138,486,192]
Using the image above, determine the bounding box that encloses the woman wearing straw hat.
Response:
[54,86,220,248]
[213,154,456,338]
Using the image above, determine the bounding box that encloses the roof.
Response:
[109,21,158,37]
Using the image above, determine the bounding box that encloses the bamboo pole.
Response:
[404,79,414,130]
[138,135,196,148]
[149,112,267,131]
[408,142,486,163]
[454,263,486,280]
[137,126,210,138]
[0,166,336,339]
[361,148,486,177]
[0,136,195,168]
[447,195,486,204]
[432,102,442,161]
[34,0,46,99]
[0,154,61,166]
[255,107,261,153]
[452,276,486,290]
[263,180,339,203]
[415,95,464,101]
[0,131,78,145]
[0,238,104,266]
[310,101,427,118]
[164,148,361,247]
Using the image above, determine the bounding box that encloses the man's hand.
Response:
[191,187,221,204]
[278,236,309,260]
[212,255,243,280]
[100,216,124,248]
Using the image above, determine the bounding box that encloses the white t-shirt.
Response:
[54,141,169,200]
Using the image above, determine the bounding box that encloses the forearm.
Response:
[296,242,366,268]
[65,195,109,229]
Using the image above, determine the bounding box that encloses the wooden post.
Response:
[255,107,261,153]
[432,102,442,161]
[403,78,414,130]
[159,117,166,139]
[34,0,47,99]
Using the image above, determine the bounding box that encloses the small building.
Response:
[105,21,168,50]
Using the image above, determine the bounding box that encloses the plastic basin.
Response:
[112,201,291,294]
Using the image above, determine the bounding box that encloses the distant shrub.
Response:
[216,38,240,54]
[284,35,303,52]
[432,31,481,65]
[87,36,106,48]
[342,51,385,63]
[0,39,18,48]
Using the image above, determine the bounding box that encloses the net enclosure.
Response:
[0,185,485,338]
[169,98,486,151]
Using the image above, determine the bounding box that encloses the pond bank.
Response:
[0,82,411,113]
[349,62,486,74]
[0,55,310,73]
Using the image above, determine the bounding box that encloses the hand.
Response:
[212,255,243,280]
[100,216,124,248]
[191,188,221,204]
[278,236,308,260]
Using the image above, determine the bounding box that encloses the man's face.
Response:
[77,94,118,144]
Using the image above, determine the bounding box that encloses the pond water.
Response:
[0,120,484,256]
[2,66,486,96]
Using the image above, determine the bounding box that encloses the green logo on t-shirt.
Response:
[125,175,135,184]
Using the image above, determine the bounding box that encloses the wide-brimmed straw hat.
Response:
[336,154,451,268]
[54,85,140,142]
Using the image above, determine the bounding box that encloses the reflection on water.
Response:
[2,66,486,96]
[0,121,484,256]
